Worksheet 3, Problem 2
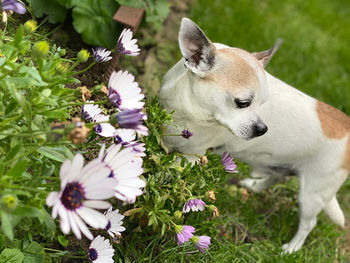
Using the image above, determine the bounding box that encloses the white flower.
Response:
[125,142,146,165]
[108,70,144,110]
[98,144,145,203]
[88,235,114,263]
[115,128,136,145]
[92,47,112,62]
[46,154,117,240]
[117,28,140,56]
[82,101,103,122]
[93,114,116,138]
[104,207,125,238]
[81,102,117,138]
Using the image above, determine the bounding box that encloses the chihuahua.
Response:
[159,18,349,253]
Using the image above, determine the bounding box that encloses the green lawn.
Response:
[166,0,350,262]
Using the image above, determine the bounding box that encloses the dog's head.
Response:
[179,18,281,140]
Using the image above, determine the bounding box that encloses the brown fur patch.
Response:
[316,101,350,170]
[201,48,259,92]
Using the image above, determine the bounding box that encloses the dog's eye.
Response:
[234,99,251,108]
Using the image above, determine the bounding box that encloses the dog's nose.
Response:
[252,122,268,137]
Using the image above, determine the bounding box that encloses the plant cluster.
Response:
[0,2,241,262]
[25,0,170,48]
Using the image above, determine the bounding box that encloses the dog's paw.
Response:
[281,241,302,254]
[239,178,264,193]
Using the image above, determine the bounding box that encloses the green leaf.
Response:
[23,242,45,263]
[36,146,72,163]
[57,235,69,247]
[0,211,13,240]
[72,0,121,48]
[0,248,24,263]
[30,0,68,23]
[12,206,43,223]
[7,159,28,178]
[0,234,5,250]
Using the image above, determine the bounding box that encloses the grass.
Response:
[149,0,350,262]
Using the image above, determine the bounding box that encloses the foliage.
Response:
[115,0,170,30]
[0,21,85,262]
[26,0,170,48]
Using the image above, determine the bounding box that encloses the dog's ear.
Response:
[179,18,216,74]
[252,39,282,67]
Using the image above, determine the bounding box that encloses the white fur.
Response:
[160,18,349,253]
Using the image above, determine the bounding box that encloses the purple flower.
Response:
[92,47,112,62]
[221,152,238,173]
[192,236,211,253]
[111,109,145,130]
[2,0,26,14]
[175,225,195,245]
[182,199,206,213]
[181,129,193,139]
[117,28,140,56]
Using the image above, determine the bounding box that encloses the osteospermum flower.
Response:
[93,114,116,138]
[98,144,145,203]
[117,28,140,56]
[221,152,238,173]
[181,129,193,139]
[175,225,196,245]
[81,102,117,138]
[81,101,103,122]
[115,129,136,145]
[88,235,114,263]
[46,154,117,240]
[110,109,148,136]
[182,199,206,213]
[1,0,26,14]
[104,207,125,238]
[191,236,211,253]
[92,47,112,63]
[108,70,144,109]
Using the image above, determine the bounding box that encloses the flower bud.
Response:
[32,41,49,58]
[59,48,66,56]
[1,194,17,211]
[77,49,90,63]
[24,20,37,34]
[55,63,69,75]
[174,210,183,219]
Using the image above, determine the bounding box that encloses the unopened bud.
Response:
[1,194,17,211]
[32,41,49,58]
[77,49,90,63]
[59,48,66,56]
[174,210,183,219]
[55,63,69,75]
[24,20,37,34]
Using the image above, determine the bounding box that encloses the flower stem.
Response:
[74,61,97,75]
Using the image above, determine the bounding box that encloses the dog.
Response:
[159,18,350,253]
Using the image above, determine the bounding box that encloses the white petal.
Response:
[73,212,93,240]
[68,211,81,239]
[76,206,108,229]
[46,192,59,207]
[84,200,111,210]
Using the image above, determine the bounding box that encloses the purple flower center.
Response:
[109,91,122,108]
[60,182,85,210]
[105,220,111,230]
[88,248,98,261]
[93,124,102,133]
